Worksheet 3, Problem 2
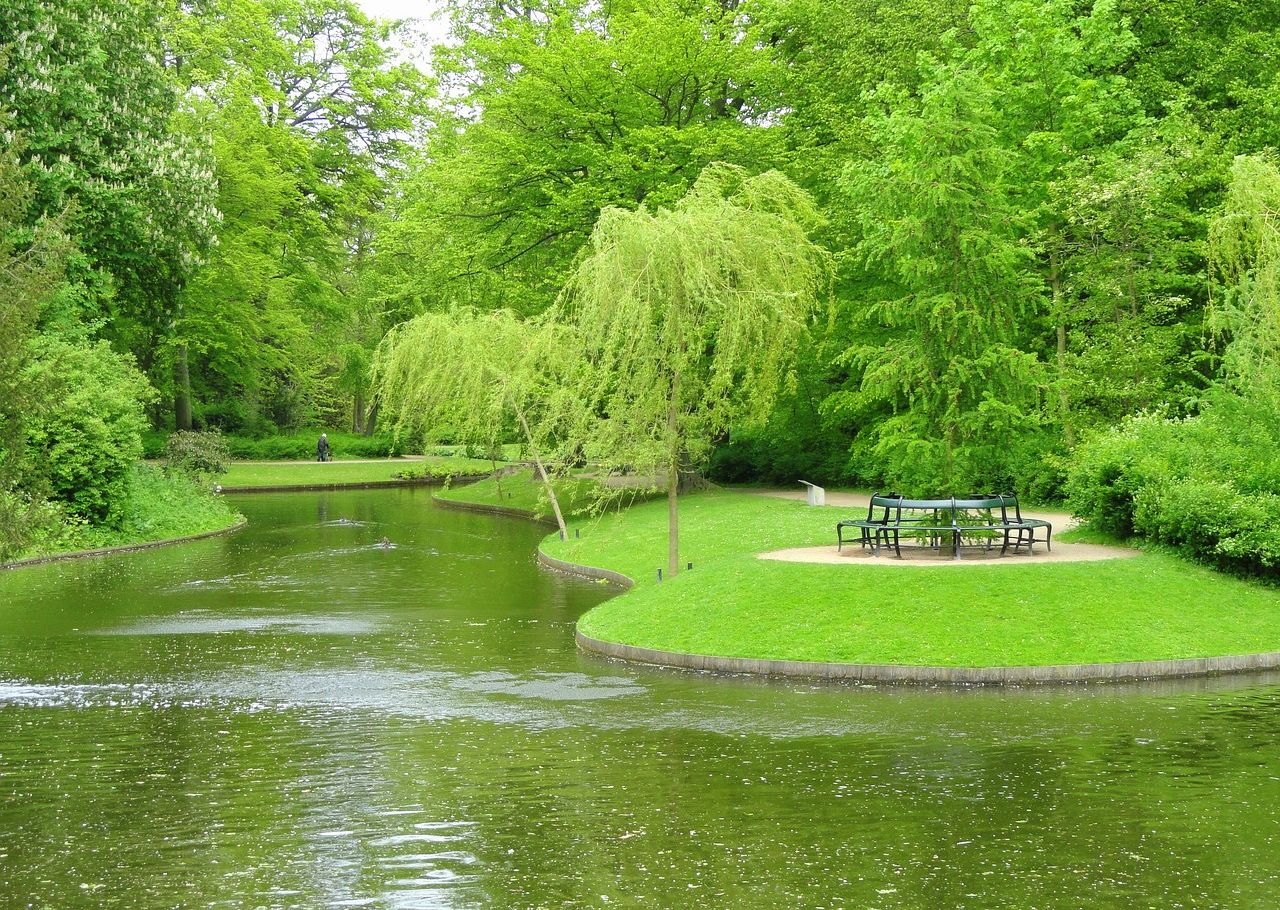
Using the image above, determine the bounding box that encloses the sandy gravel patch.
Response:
[759,541,1140,567]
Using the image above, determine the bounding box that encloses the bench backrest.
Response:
[985,492,1023,520]
[867,492,901,522]
[866,491,1025,524]
[896,498,954,510]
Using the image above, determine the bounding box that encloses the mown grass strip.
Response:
[220,457,495,489]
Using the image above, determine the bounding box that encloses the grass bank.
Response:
[220,456,497,490]
[443,479,1280,669]
[12,464,242,563]
[435,471,610,519]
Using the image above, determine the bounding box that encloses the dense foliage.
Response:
[1068,399,1280,574]
[1067,154,1280,575]
[5,0,1280,572]
[162,430,231,480]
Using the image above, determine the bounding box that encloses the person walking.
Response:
[316,433,331,462]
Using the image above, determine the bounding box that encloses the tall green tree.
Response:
[1051,116,1212,428]
[368,0,784,318]
[0,135,69,556]
[1208,154,1280,400]
[0,0,218,370]
[0,122,156,551]
[835,63,1043,491]
[173,94,345,431]
[1120,0,1280,154]
[167,0,430,432]
[556,163,830,576]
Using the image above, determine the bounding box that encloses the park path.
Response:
[233,456,427,465]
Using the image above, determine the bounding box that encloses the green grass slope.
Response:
[15,464,241,562]
[437,471,607,519]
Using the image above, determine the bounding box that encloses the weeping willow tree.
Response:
[1209,154,1280,399]
[372,307,575,538]
[555,163,831,577]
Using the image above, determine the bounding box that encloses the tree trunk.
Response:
[174,344,193,431]
[667,368,681,578]
[1056,321,1073,444]
[352,389,365,434]
[363,400,378,437]
[1050,244,1075,448]
[515,405,567,539]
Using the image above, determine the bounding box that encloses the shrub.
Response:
[1135,478,1280,572]
[0,489,61,561]
[141,430,168,459]
[163,430,230,479]
[1067,394,1280,576]
[23,338,152,525]
[1066,413,1175,537]
[69,463,240,551]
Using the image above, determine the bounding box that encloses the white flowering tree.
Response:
[0,0,218,421]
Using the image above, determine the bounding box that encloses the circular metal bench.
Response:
[837,493,1053,560]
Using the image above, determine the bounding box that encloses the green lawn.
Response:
[508,488,1280,668]
[221,456,496,489]
[438,471,615,519]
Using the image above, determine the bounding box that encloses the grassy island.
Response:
[441,474,1280,670]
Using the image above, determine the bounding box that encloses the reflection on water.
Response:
[99,613,380,636]
[2,488,1280,909]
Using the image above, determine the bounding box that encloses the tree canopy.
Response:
[555,163,830,574]
[7,0,1280,557]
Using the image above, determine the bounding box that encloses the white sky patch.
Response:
[357,0,453,66]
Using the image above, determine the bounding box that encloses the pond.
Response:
[2,487,1279,909]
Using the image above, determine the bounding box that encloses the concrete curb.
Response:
[537,549,634,589]
[572,627,1280,685]
[1,516,248,571]
[431,492,557,526]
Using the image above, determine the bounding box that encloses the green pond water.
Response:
[3,488,1280,909]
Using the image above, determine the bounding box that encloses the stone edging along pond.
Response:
[439,490,1280,686]
[430,493,554,523]
[571,625,1280,685]
[0,516,248,572]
